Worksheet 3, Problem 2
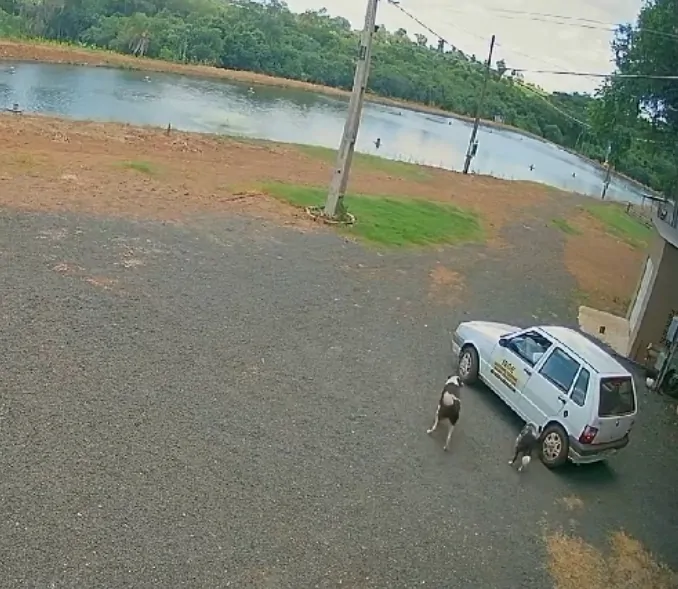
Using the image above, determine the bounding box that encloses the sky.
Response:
[283,0,643,94]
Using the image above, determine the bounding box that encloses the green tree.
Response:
[2,0,671,192]
[598,0,678,196]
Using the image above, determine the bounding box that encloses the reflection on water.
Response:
[0,62,649,204]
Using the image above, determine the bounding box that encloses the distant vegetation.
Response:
[0,0,674,197]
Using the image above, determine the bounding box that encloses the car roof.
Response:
[537,325,630,375]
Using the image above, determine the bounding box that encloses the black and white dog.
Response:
[509,423,542,472]
[426,374,462,451]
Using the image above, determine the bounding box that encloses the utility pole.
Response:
[601,141,612,200]
[324,0,379,218]
[463,34,495,175]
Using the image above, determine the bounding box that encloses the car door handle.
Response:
[523,368,532,376]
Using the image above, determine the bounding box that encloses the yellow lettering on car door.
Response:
[492,359,519,390]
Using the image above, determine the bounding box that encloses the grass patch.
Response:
[551,218,581,235]
[572,289,590,306]
[295,144,432,181]
[587,203,654,249]
[547,530,676,589]
[117,160,157,175]
[263,182,483,247]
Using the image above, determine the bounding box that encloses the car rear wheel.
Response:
[458,345,479,385]
[540,423,569,469]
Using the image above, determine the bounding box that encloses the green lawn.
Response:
[295,145,432,182]
[587,203,654,249]
[551,218,581,235]
[117,159,158,175]
[263,182,483,247]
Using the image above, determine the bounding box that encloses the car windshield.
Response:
[598,377,636,417]
[507,332,551,366]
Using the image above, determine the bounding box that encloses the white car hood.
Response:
[462,321,519,340]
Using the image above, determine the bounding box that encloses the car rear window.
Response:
[599,377,636,417]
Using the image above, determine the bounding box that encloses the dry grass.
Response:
[428,264,465,305]
[547,530,677,589]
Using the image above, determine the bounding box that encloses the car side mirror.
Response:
[498,338,508,348]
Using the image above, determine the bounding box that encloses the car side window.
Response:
[506,331,552,366]
[570,368,590,407]
[539,347,580,393]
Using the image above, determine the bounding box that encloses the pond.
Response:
[0,61,648,204]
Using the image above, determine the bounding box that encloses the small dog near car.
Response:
[427,374,462,451]
[509,423,542,472]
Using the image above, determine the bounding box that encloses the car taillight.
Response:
[579,425,598,444]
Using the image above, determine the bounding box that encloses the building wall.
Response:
[628,239,678,361]
[626,234,663,346]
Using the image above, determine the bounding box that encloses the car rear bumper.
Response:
[568,434,630,464]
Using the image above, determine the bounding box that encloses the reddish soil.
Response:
[563,210,646,315]
[0,114,556,231]
[0,40,654,192]
[429,264,465,306]
[0,114,647,311]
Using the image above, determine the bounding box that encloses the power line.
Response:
[481,8,678,42]
[515,83,591,128]
[386,1,569,71]
[512,70,678,81]
[423,3,620,26]
[386,0,443,46]
[385,0,591,129]
[423,4,678,42]
[486,8,618,27]
[493,41,565,71]
[386,2,678,83]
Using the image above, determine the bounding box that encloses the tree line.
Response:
[0,0,674,196]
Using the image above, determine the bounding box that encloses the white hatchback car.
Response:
[451,321,638,468]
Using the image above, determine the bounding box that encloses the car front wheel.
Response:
[458,345,479,385]
[540,423,569,469]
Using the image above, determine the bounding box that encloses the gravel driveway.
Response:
[1,209,676,588]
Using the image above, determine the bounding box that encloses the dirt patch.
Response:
[563,209,645,314]
[558,495,584,512]
[429,264,465,306]
[0,114,647,306]
[52,262,84,275]
[0,115,646,306]
[0,115,322,226]
[0,114,565,233]
[84,276,118,290]
[547,530,677,589]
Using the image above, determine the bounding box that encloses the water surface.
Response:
[0,62,648,204]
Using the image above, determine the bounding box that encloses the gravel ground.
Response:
[1,209,677,588]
